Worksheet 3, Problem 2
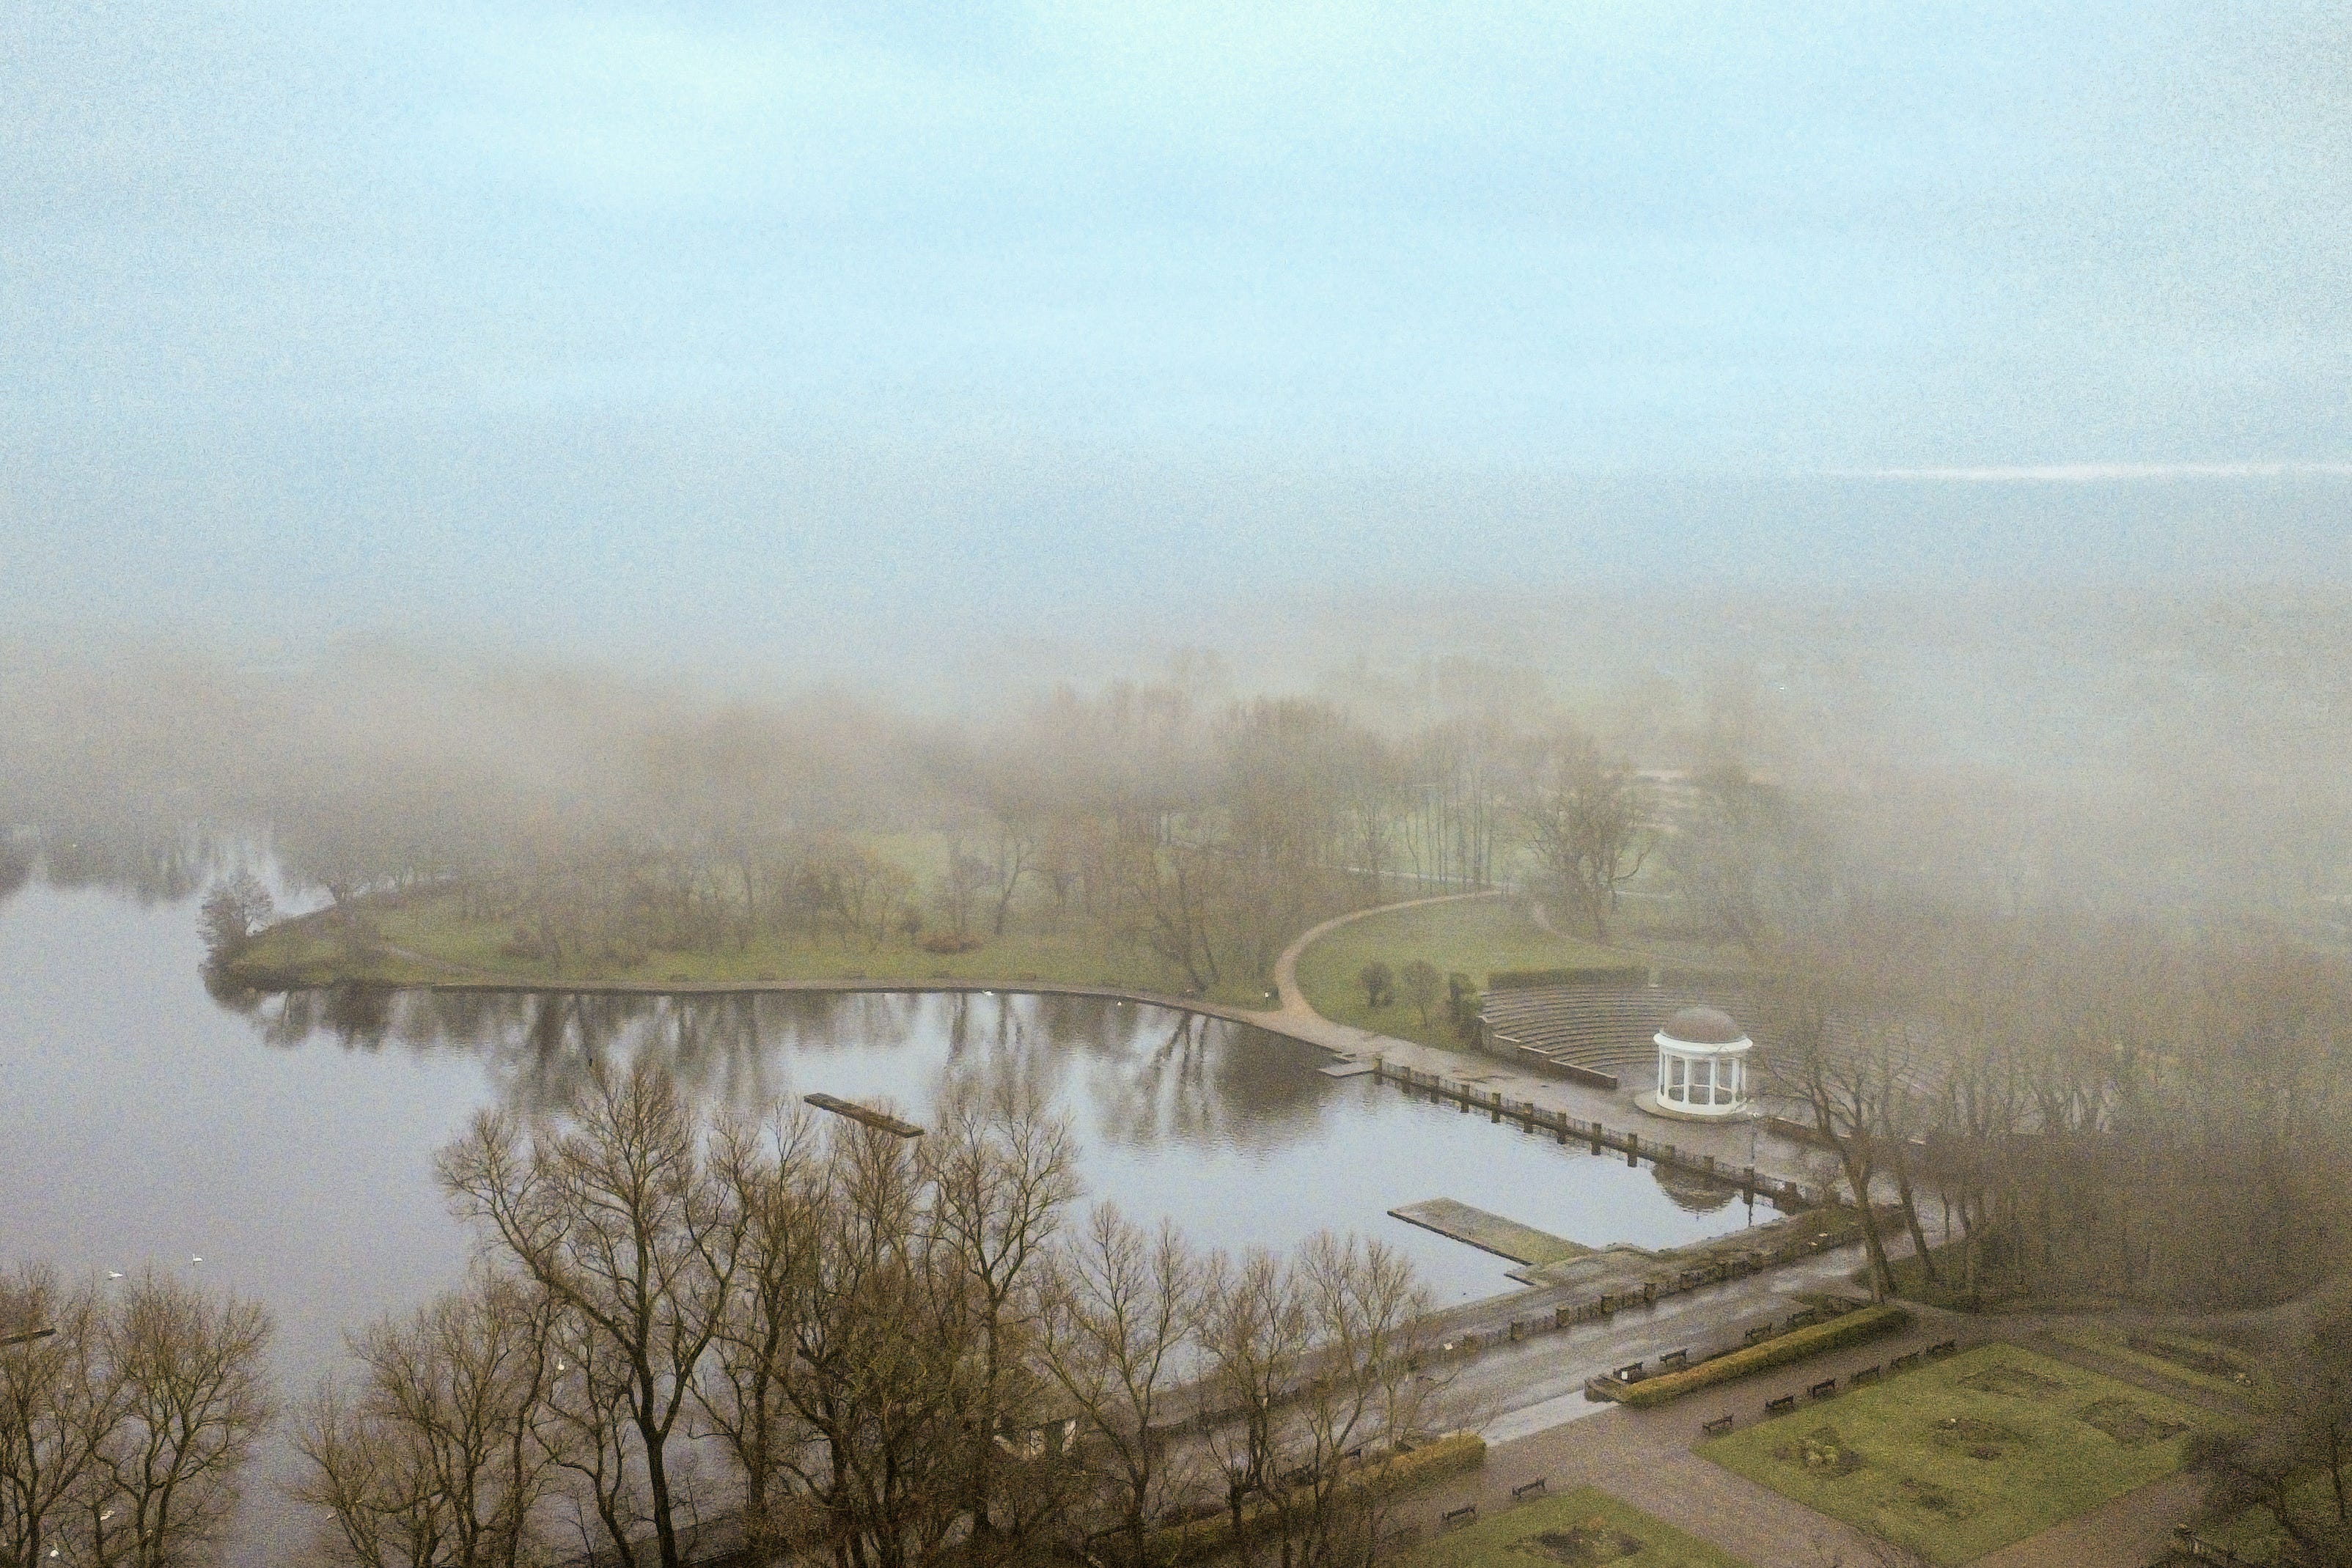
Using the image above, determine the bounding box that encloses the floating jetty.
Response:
[1388,1199,1591,1266]
[803,1094,925,1138]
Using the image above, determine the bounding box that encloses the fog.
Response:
[6,572,2351,938]
[9,3,2352,1562]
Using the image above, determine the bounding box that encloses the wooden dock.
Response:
[803,1094,924,1138]
[1389,1199,1590,1265]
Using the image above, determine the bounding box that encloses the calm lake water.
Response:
[0,869,1754,1560]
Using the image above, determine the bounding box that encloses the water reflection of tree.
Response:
[0,839,32,906]
[1077,1010,1326,1155]
[30,825,230,905]
[242,986,1331,1160]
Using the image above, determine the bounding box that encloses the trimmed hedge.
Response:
[1147,1432,1485,1564]
[1601,1305,1911,1408]
[1485,965,1645,990]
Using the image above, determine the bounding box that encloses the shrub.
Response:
[1359,960,1394,1007]
[919,932,985,954]
[1399,959,1442,1025]
[1603,1305,1911,1407]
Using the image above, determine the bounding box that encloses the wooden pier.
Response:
[803,1094,925,1138]
[1367,1059,1810,1210]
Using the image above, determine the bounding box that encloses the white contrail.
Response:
[1820,462,2352,481]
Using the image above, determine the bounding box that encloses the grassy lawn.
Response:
[1293,896,1639,1051]
[1698,1343,2230,1566]
[2046,1323,2276,1407]
[228,885,1283,1009]
[1403,1486,1747,1568]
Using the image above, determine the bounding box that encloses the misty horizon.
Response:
[8,1,2349,664]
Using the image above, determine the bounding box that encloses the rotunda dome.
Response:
[1658,1005,1745,1047]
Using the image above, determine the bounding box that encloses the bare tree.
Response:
[1037,1207,1200,1568]
[196,872,274,961]
[1396,962,1441,1029]
[922,1081,1079,1564]
[293,1271,565,1568]
[436,1056,748,1568]
[543,1306,657,1567]
[1513,727,1650,942]
[936,837,995,943]
[776,1116,964,1568]
[1763,938,1905,1300]
[1194,1251,1311,1550]
[0,1267,114,1568]
[697,1108,821,1560]
[985,812,1038,939]
[1279,1234,1436,1568]
[87,1272,274,1568]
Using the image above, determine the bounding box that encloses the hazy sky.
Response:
[7,1,2349,660]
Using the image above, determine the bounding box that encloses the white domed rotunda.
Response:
[1634,1004,1754,1120]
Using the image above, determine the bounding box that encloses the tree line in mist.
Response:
[7,598,2352,972]
[1760,911,2350,1311]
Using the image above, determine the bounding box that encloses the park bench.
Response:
[1765,1394,1797,1416]
[1512,1478,1548,1501]
[1850,1365,1881,1385]
[1809,1377,1837,1400]
[1890,1351,1922,1372]
[1745,1323,1778,1344]
[1612,1361,1646,1383]
[1442,1505,1477,1531]
[1702,1415,1734,1437]
[1659,1348,1690,1369]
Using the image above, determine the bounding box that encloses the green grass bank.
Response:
[227,884,1285,1010]
[1293,897,1637,1051]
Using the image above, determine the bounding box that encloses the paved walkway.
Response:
[1973,1473,2204,1568]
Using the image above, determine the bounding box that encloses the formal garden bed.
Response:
[2046,1323,2276,1407]
[1403,1486,1746,1568]
[1697,1342,2227,1565]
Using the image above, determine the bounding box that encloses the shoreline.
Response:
[230,966,1311,1039]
